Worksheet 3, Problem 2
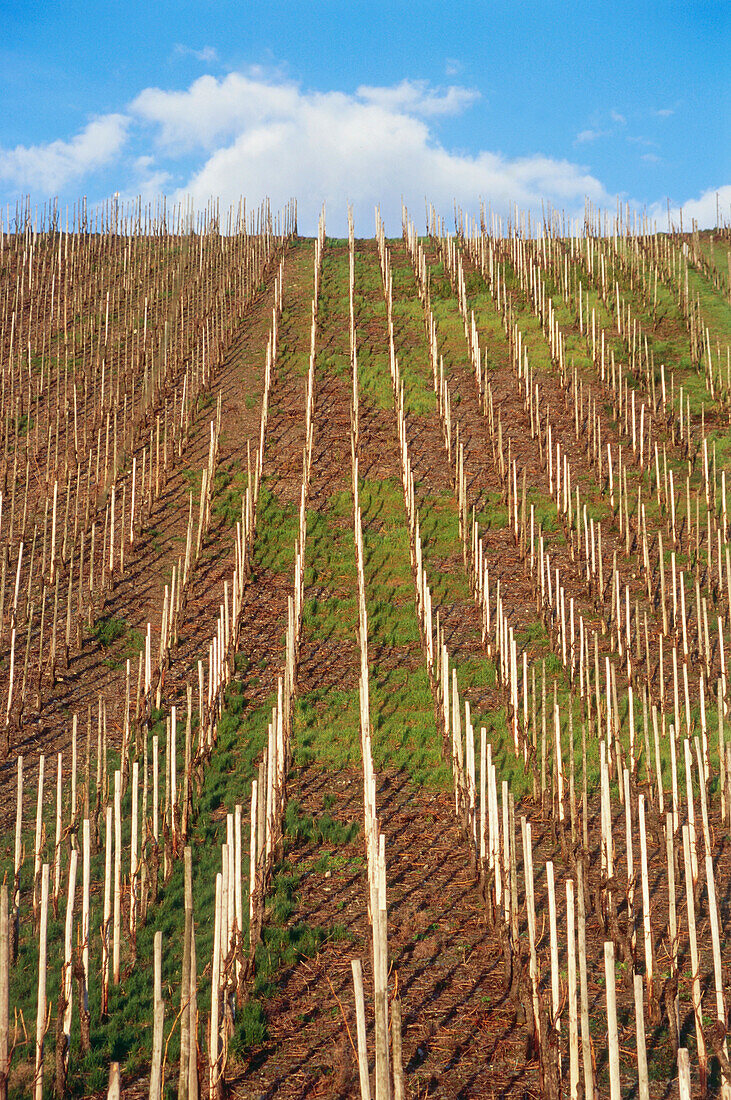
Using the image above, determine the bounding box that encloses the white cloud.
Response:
[356,79,479,117]
[136,75,606,234]
[445,58,462,77]
[0,114,128,192]
[3,71,723,238]
[132,73,302,152]
[575,111,628,145]
[131,75,478,159]
[648,185,731,231]
[641,153,661,164]
[131,155,172,195]
[126,73,610,234]
[655,107,674,118]
[574,128,607,144]
[174,44,219,63]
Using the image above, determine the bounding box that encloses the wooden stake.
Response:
[633,973,650,1100]
[210,873,222,1099]
[33,754,46,916]
[12,756,22,959]
[351,959,371,1100]
[34,864,49,1100]
[566,879,579,1100]
[521,819,541,1056]
[546,861,561,1036]
[391,997,404,1100]
[61,848,78,1079]
[604,941,620,1100]
[53,753,63,912]
[0,885,8,1100]
[576,863,594,1100]
[188,910,199,1100]
[150,930,164,1100]
[107,1063,121,1100]
[704,850,731,1099]
[682,824,707,1095]
[113,770,122,984]
[677,1049,691,1100]
[638,794,653,1003]
[374,835,389,1100]
[82,819,90,1021]
[179,848,193,1100]
[102,805,112,1017]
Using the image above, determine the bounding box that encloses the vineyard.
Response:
[0,194,730,1100]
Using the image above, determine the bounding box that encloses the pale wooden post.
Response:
[351,959,371,1100]
[682,825,707,1092]
[604,941,620,1100]
[188,911,199,1100]
[34,865,50,1100]
[130,761,139,937]
[113,770,122,984]
[638,795,653,1002]
[107,1062,121,1100]
[546,861,560,1037]
[12,756,22,960]
[150,931,164,1100]
[521,819,541,1056]
[391,997,404,1100]
[0,885,8,1100]
[209,873,222,1099]
[33,755,45,915]
[102,804,113,1017]
[704,851,731,1100]
[179,847,193,1100]
[374,835,390,1100]
[566,879,579,1100]
[62,849,79,1072]
[633,974,649,1100]
[677,1049,691,1100]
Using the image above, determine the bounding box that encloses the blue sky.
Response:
[0,0,728,235]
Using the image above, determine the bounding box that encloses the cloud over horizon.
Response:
[134,74,610,233]
[0,71,727,235]
[649,184,731,231]
[0,114,128,194]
